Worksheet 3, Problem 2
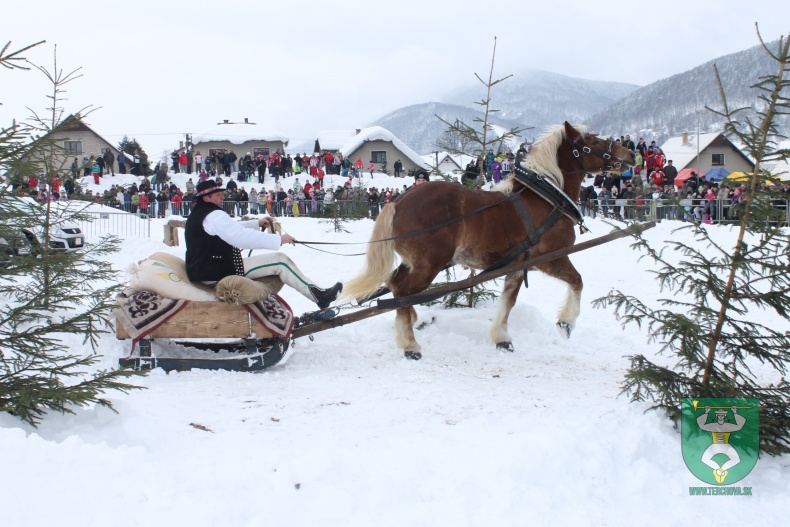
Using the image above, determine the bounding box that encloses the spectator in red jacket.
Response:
[179,152,188,173]
[138,192,149,216]
[654,148,666,170]
[644,149,657,180]
[171,191,183,216]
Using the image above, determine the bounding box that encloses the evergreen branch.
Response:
[0,41,45,70]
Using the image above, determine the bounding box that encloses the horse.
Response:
[342,122,635,359]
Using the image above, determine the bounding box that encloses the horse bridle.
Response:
[566,132,628,173]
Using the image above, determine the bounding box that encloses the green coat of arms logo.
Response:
[681,398,759,485]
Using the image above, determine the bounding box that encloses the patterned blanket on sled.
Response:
[113,252,293,345]
[114,287,294,342]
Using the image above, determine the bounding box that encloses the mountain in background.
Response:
[371,70,639,154]
[373,101,533,155]
[371,41,784,155]
[587,40,785,144]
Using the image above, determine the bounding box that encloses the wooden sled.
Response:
[116,253,290,373]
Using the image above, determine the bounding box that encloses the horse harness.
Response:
[566,133,629,173]
[482,132,626,282]
[481,164,585,282]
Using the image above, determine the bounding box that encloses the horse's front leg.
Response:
[490,271,524,352]
[537,256,582,339]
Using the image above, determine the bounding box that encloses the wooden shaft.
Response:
[378,221,656,309]
[291,222,656,339]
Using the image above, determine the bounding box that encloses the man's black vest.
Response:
[185,200,244,282]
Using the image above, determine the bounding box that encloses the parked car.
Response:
[0,231,32,267]
[36,220,85,252]
[0,196,85,263]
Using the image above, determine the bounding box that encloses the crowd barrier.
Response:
[582,198,789,225]
[75,196,789,240]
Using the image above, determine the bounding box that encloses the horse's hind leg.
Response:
[389,263,438,360]
[536,256,582,339]
[490,271,524,352]
[394,306,421,359]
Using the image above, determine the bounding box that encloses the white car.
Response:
[0,196,85,258]
[35,219,85,252]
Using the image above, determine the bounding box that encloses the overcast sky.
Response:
[3,0,789,159]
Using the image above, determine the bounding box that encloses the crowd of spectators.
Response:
[10,139,790,226]
[578,134,790,224]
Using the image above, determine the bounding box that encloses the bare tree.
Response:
[435,37,529,185]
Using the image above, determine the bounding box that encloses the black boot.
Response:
[309,282,343,310]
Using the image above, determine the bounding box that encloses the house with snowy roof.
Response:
[190,118,289,162]
[332,126,430,175]
[308,130,359,155]
[419,152,475,176]
[658,131,754,180]
[20,114,124,176]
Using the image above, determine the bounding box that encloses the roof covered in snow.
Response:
[339,126,429,169]
[316,130,359,151]
[420,151,476,173]
[192,122,289,145]
[658,132,723,170]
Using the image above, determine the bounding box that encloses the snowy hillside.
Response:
[373,40,790,155]
[372,70,639,154]
[587,39,788,142]
[444,69,639,127]
[373,101,530,155]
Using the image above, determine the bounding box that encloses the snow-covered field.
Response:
[1,171,788,526]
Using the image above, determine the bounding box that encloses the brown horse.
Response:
[343,122,634,359]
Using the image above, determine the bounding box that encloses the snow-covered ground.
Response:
[1,170,788,526]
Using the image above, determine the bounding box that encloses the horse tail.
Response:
[343,203,397,301]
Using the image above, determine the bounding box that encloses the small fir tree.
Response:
[319,189,351,233]
[0,41,144,427]
[427,267,499,309]
[593,28,790,456]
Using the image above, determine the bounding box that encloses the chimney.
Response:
[179,141,184,150]
[682,132,688,144]
[223,119,229,124]
[244,118,249,124]
[355,129,361,135]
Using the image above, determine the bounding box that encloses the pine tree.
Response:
[593,28,790,456]
[427,268,499,309]
[319,190,351,233]
[0,41,145,427]
[118,136,143,157]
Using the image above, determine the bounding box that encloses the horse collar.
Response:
[512,165,586,232]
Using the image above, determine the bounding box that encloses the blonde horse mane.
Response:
[492,124,586,195]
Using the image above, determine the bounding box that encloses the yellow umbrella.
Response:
[725,172,751,181]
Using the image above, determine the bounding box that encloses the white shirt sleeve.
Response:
[203,210,282,251]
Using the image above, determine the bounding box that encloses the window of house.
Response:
[371,151,387,163]
[208,148,225,161]
[711,153,725,166]
[253,147,270,158]
[64,140,82,155]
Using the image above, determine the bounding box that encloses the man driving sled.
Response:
[185,179,342,309]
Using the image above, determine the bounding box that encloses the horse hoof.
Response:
[556,322,572,339]
[404,350,422,360]
[496,341,514,352]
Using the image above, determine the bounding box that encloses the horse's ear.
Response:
[564,122,581,141]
